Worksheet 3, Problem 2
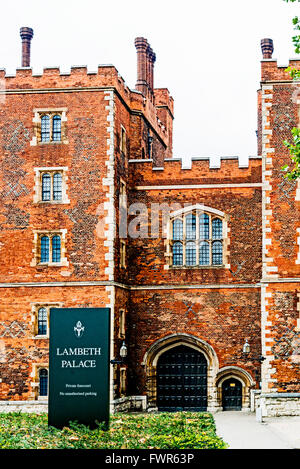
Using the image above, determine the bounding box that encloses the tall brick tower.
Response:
[259,39,300,416]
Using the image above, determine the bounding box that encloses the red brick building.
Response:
[0,30,299,416]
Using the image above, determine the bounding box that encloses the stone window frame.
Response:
[165,204,230,270]
[119,178,127,209]
[118,309,126,339]
[30,229,69,267]
[30,302,63,339]
[30,108,68,146]
[120,367,127,396]
[120,240,126,269]
[31,363,49,400]
[33,167,70,204]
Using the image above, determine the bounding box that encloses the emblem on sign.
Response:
[74,321,85,338]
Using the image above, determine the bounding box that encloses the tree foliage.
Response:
[282,0,300,179]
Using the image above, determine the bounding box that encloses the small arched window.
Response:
[40,236,50,263]
[53,173,62,201]
[39,369,48,397]
[39,113,63,143]
[37,307,48,336]
[42,173,51,201]
[39,234,62,264]
[52,115,62,141]
[51,235,61,263]
[40,171,63,202]
[173,219,183,240]
[41,115,50,142]
[170,209,225,268]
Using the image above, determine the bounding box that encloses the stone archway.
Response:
[216,366,255,411]
[142,333,220,411]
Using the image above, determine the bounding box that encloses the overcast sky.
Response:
[1,0,299,164]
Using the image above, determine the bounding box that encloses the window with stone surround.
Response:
[30,108,68,146]
[167,205,228,268]
[39,368,48,397]
[33,167,70,204]
[30,230,68,267]
[31,303,62,338]
[119,309,126,339]
[31,363,49,399]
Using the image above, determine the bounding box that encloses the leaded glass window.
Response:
[171,211,224,267]
[186,241,196,266]
[53,173,62,200]
[173,241,183,266]
[199,213,209,239]
[173,219,183,240]
[199,241,210,265]
[212,218,222,239]
[42,173,51,201]
[212,240,223,265]
[52,235,61,263]
[39,234,62,264]
[38,113,63,143]
[38,307,47,335]
[41,115,50,142]
[40,171,63,202]
[186,213,196,240]
[39,369,48,397]
[40,236,50,263]
[52,115,62,141]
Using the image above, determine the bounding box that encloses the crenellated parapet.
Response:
[128,155,262,187]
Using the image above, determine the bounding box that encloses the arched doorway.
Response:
[222,378,242,411]
[157,344,207,411]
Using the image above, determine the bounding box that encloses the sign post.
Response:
[48,307,110,429]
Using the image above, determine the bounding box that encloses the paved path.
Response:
[214,411,300,449]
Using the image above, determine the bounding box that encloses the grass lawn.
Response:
[0,411,227,449]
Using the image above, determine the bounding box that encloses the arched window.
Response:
[39,234,62,264]
[173,219,183,240]
[39,369,48,397]
[41,115,50,142]
[42,173,51,201]
[37,307,48,336]
[186,241,196,266]
[40,171,63,202]
[52,115,62,141]
[39,113,63,143]
[52,235,61,263]
[199,241,210,265]
[170,209,225,267]
[40,236,50,263]
[53,173,62,201]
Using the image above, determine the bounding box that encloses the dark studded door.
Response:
[157,345,207,411]
[222,378,242,411]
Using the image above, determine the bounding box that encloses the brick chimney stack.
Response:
[148,46,156,92]
[261,38,274,59]
[20,27,34,67]
[135,37,155,98]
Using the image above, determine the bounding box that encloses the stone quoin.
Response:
[0,30,299,417]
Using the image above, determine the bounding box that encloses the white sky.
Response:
[1,0,299,164]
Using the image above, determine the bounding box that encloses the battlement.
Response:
[129,155,262,187]
[261,58,300,82]
[0,64,172,149]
